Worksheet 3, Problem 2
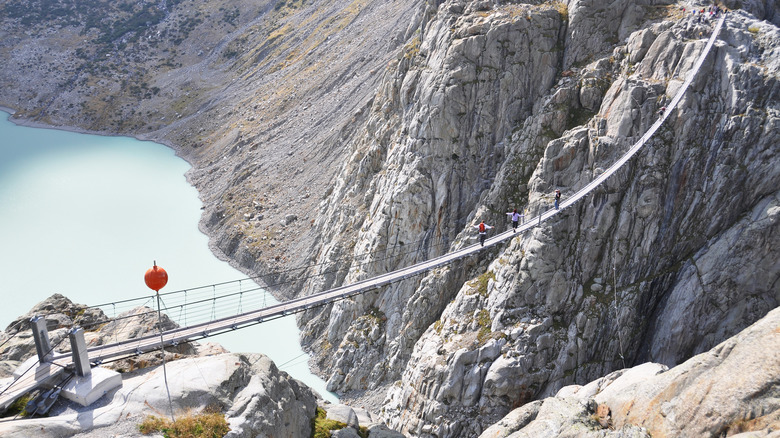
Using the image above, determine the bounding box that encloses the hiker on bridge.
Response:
[475,221,493,247]
[554,189,561,210]
[506,208,524,232]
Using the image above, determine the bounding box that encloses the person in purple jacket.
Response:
[506,208,524,232]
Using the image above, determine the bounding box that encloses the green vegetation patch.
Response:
[468,270,496,298]
[403,36,421,59]
[311,407,368,438]
[1,394,33,418]
[476,308,492,344]
[139,410,230,437]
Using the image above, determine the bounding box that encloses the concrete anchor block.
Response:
[60,367,122,407]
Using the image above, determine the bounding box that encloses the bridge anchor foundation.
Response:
[60,327,122,406]
[60,367,122,407]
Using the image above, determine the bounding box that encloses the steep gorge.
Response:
[1,0,778,437]
[294,1,780,436]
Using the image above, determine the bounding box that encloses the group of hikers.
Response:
[682,3,725,22]
[474,189,562,247]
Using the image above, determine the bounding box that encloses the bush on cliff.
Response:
[139,409,230,437]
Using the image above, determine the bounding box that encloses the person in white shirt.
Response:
[475,221,493,247]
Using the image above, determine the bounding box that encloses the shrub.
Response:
[139,410,230,437]
[311,407,368,438]
[551,1,568,21]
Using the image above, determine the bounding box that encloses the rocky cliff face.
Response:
[294,1,779,436]
[299,0,568,392]
[1,0,778,437]
[479,306,780,437]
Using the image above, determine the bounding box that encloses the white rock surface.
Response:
[0,353,318,438]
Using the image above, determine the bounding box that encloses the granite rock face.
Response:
[296,1,779,437]
[478,306,780,437]
[0,353,318,438]
[300,0,567,395]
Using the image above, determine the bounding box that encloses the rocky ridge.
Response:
[0,0,778,437]
[293,0,779,436]
[478,306,780,437]
[0,352,319,438]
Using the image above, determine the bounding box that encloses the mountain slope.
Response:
[1,0,778,437]
[292,1,779,436]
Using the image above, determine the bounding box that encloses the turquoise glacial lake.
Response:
[0,111,335,402]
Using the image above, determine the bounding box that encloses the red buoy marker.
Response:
[144,261,168,292]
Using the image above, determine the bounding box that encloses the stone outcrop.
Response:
[0,294,226,377]
[478,306,780,437]
[0,353,318,438]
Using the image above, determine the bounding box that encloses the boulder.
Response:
[325,403,361,429]
[480,307,780,437]
[0,353,318,438]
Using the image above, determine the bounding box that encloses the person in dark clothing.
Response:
[554,190,561,210]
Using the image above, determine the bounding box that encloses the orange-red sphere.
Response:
[144,264,168,292]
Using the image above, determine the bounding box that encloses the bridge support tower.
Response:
[31,316,53,363]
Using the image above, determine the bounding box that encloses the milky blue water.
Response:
[0,110,335,402]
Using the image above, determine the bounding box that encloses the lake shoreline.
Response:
[0,106,264,291]
[1,114,338,399]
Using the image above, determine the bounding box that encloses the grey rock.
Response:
[326,403,361,429]
[0,353,318,438]
[627,28,656,64]
[367,423,407,438]
[486,307,780,437]
[333,428,362,438]
[282,213,298,226]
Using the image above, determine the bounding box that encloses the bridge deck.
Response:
[0,360,67,412]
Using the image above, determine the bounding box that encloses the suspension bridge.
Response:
[0,14,725,415]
